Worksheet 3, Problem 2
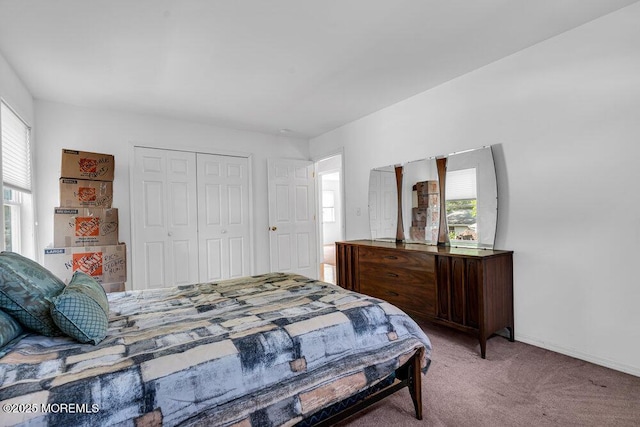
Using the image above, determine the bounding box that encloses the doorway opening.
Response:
[315,154,344,284]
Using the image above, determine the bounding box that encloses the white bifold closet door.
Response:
[132,147,250,289]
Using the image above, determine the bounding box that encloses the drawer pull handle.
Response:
[386,290,400,297]
[386,273,399,278]
[384,256,398,260]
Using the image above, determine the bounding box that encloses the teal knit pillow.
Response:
[0,251,65,336]
[0,308,25,356]
[50,271,109,345]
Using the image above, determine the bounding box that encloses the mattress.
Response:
[0,272,432,426]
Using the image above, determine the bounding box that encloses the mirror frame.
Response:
[368,145,498,249]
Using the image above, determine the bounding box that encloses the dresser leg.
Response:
[480,337,487,359]
[507,326,515,342]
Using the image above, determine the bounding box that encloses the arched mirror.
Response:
[402,157,438,245]
[445,146,497,249]
[368,145,498,249]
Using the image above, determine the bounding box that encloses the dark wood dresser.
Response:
[336,240,514,358]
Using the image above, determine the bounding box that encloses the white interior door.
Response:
[197,154,250,281]
[132,147,199,288]
[268,158,318,279]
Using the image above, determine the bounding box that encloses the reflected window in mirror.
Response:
[445,146,497,249]
[445,168,477,244]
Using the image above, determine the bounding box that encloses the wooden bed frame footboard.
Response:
[303,347,426,426]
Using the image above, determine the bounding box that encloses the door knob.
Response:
[270,226,277,231]
[168,232,173,237]
[221,229,227,234]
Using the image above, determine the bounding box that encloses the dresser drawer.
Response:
[359,267,436,316]
[358,246,435,273]
[358,246,436,316]
[359,264,436,315]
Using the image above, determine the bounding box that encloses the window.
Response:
[1,101,34,257]
[322,190,336,223]
[4,189,21,252]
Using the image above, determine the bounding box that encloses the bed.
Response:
[1,271,432,426]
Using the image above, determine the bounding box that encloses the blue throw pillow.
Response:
[50,271,109,345]
[0,251,65,336]
[0,308,25,357]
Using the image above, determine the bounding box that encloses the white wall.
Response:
[310,4,640,376]
[34,100,309,279]
[0,52,33,126]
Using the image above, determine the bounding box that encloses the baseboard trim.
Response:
[515,333,640,378]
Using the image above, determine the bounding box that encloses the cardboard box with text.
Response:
[53,208,119,247]
[44,244,126,284]
[59,178,113,208]
[61,149,115,181]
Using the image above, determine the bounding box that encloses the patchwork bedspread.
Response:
[0,273,432,426]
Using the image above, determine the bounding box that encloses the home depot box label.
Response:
[44,244,126,284]
[60,178,113,208]
[61,149,115,181]
[53,208,119,247]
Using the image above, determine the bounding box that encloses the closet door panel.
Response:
[133,147,198,289]
[173,239,193,285]
[204,184,222,225]
[144,241,165,288]
[204,238,223,280]
[197,154,250,282]
[143,181,164,227]
[165,150,199,286]
[229,237,245,278]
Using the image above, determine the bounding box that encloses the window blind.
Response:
[446,167,477,200]
[1,102,32,193]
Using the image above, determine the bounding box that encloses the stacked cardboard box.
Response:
[44,149,126,292]
[59,178,113,208]
[410,180,440,243]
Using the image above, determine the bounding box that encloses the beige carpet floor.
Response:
[335,322,640,426]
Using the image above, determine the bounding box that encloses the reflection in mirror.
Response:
[445,146,497,249]
[402,158,439,245]
[368,165,398,241]
[368,145,498,248]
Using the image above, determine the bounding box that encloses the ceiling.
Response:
[0,0,637,138]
